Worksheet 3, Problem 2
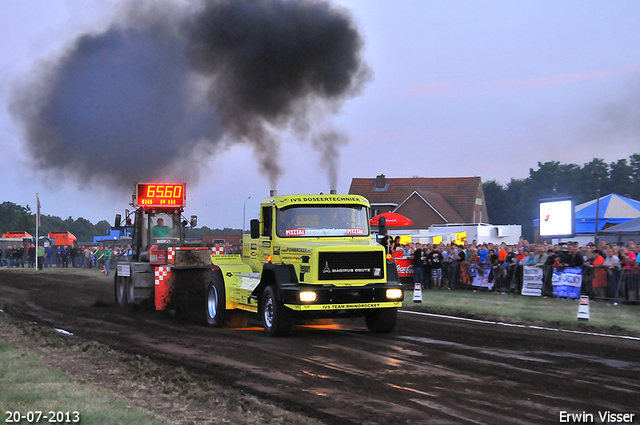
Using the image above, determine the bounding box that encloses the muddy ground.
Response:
[1,269,640,425]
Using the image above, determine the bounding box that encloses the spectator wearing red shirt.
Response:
[620,247,637,270]
[590,250,607,298]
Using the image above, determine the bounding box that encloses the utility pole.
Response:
[594,171,601,245]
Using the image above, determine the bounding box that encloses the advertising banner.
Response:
[471,265,494,290]
[552,267,582,299]
[521,266,543,296]
[395,258,414,277]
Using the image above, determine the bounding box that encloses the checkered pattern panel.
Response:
[155,266,171,285]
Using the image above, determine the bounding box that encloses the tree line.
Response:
[0,201,240,243]
[4,154,639,243]
[0,201,113,242]
[483,153,640,241]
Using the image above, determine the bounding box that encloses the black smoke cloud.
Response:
[10,0,369,191]
[312,129,348,190]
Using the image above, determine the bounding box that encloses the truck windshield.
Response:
[149,213,180,242]
[276,206,369,237]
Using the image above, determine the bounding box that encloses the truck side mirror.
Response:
[379,216,386,238]
[190,215,197,228]
[114,214,122,228]
[250,219,260,239]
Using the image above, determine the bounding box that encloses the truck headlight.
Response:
[386,288,403,300]
[299,291,317,302]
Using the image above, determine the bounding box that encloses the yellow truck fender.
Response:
[212,262,254,284]
[249,262,298,302]
[210,254,252,278]
[210,259,256,310]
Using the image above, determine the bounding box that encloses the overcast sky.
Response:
[2,0,640,231]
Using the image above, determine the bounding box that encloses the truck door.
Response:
[259,205,273,263]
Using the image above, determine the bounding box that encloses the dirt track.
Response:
[1,269,640,425]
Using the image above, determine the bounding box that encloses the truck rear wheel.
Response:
[364,308,398,333]
[261,285,292,337]
[205,273,226,327]
[115,275,128,307]
[125,277,136,305]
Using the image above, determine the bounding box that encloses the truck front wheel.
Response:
[364,308,398,333]
[205,273,226,327]
[261,286,292,337]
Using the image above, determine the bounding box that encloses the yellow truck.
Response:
[206,190,404,336]
[115,184,403,336]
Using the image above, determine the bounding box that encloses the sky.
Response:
[2,0,640,231]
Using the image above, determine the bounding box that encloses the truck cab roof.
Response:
[266,194,370,209]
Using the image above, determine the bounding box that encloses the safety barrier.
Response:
[422,261,640,304]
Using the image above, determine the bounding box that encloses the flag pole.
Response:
[35,193,40,270]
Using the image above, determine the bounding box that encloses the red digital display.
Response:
[135,183,186,208]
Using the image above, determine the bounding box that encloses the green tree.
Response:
[629,153,640,199]
[482,180,508,224]
[95,220,111,236]
[0,202,33,236]
[610,159,632,197]
[556,163,585,200]
[503,178,536,240]
[528,161,562,196]
[67,217,99,242]
[185,226,242,239]
[581,158,610,201]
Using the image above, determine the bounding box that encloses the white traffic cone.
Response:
[413,282,422,303]
[577,295,590,321]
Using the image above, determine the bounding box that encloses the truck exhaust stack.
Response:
[270,189,277,197]
[330,189,337,194]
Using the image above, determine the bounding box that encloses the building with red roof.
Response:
[349,174,489,230]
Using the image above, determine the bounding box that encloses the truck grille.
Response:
[318,251,384,281]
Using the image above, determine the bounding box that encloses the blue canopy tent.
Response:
[574,194,640,234]
[534,194,640,239]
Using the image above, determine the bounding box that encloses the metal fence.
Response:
[430,261,640,304]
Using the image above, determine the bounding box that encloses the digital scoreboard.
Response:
[135,183,186,208]
[539,197,574,239]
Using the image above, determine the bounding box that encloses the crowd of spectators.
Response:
[213,241,242,255]
[4,235,638,302]
[1,244,33,268]
[1,241,245,273]
[1,244,134,275]
[381,236,639,303]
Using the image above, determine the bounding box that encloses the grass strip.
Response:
[0,339,167,425]
[404,288,640,335]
